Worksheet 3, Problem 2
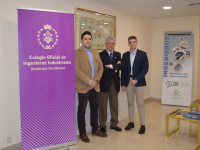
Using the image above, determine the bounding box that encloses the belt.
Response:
[130,75,133,77]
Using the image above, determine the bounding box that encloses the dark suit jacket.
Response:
[121,49,149,87]
[99,50,124,93]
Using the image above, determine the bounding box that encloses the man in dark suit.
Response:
[98,37,124,133]
[121,36,149,134]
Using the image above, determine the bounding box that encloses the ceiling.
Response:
[86,0,200,18]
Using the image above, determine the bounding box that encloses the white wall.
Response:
[151,16,200,100]
[0,0,152,148]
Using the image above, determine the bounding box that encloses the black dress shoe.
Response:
[100,127,106,133]
[125,122,134,130]
[110,126,122,132]
[139,125,145,134]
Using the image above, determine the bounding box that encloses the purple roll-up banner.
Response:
[18,8,76,150]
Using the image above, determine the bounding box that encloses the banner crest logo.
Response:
[37,24,58,49]
[174,89,179,95]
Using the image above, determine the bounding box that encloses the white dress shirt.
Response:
[130,48,137,75]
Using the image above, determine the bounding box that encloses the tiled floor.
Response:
[16,99,199,150]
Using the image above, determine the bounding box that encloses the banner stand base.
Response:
[33,141,77,150]
[65,145,70,150]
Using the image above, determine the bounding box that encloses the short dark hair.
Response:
[81,31,92,40]
[128,36,137,42]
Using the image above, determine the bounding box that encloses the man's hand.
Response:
[87,80,97,90]
[105,65,109,68]
[121,86,126,92]
[130,79,137,86]
[117,60,121,64]
[105,61,121,68]
[86,85,92,90]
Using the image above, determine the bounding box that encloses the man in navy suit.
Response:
[121,36,149,134]
[98,36,124,133]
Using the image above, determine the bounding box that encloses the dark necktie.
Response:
[110,53,112,61]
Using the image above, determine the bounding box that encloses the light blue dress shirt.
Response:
[83,47,95,85]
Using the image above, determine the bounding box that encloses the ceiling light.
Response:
[104,22,108,24]
[95,13,100,15]
[163,6,172,9]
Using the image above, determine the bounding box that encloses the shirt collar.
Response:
[83,47,91,52]
[106,49,113,55]
[129,48,137,55]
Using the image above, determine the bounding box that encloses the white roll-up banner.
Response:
[162,34,194,106]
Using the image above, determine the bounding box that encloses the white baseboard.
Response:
[118,113,128,121]
[35,141,77,150]
[0,142,21,150]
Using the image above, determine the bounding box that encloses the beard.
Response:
[84,46,91,50]
[83,43,91,50]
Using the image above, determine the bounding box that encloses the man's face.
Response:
[105,39,115,52]
[81,34,92,49]
[128,39,138,50]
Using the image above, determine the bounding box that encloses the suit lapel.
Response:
[127,52,131,70]
[112,51,117,63]
[103,50,112,63]
[91,49,97,61]
[133,49,141,69]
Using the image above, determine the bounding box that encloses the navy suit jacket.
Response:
[99,50,124,93]
[121,49,149,87]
